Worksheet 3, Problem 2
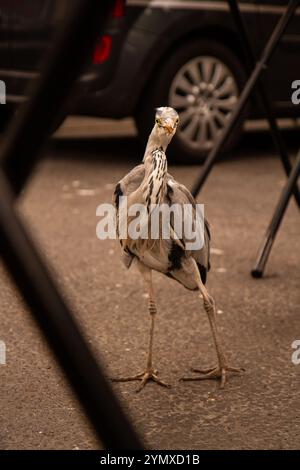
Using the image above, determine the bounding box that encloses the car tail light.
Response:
[112,0,126,18]
[92,1,125,64]
[93,35,112,64]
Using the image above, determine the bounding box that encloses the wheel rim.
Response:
[169,56,239,154]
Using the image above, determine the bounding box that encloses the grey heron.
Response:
[112,107,243,392]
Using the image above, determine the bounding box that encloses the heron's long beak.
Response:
[164,125,174,135]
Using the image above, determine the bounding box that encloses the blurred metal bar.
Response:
[0,0,142,449]
[192,0,300,198]
[1,0,108,196]
[228,0,300,208]
[0,172,141,449]
[251,150,300,278]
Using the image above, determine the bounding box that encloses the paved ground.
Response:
[0,120,299,449]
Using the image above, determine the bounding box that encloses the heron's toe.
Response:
[180,364,244,388]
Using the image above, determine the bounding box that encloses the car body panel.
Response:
[0,0,299,119]
[0,0,126,107]
[79,0,300,118]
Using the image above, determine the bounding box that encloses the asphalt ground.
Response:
[0,119,299,449]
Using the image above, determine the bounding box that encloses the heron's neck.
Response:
[141,149,167,208]
[143,127,170,161]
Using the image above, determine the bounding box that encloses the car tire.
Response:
[135,39,248,164]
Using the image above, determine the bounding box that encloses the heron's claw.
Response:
[180,364,245,389]
[111,369,170,393]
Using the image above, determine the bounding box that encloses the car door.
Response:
[6,0,67,99]
[257,0,300,115]
[9,0,57,72]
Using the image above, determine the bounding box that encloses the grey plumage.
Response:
[113,162,211,289]
[112,107,243,391]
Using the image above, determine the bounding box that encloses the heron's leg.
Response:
[181,260,244,388]
[112,261,170,392]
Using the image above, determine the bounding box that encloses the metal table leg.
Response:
[228,0,300,208]
[192,0,299,198]
[251,150,300,278]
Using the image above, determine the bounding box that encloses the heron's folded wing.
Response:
[113,164,146,267]
[165,175,210,272]
[113,164,145,206]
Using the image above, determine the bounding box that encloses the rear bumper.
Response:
[2,58,133,121]
[74,84,128,119]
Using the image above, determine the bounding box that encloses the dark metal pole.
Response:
[192,0,299,198]
[228,0,300,208]
[0,0,142,449]
[0,170,142,449]
[251,150,300,278]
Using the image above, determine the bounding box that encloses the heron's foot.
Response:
[180,364,245,389]
[111,368,171,393]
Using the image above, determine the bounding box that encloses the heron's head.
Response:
[154,107,179,145]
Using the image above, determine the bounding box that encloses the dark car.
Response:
[1,1,300,162]
[0,0,127,129]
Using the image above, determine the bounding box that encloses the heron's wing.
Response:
[165,174,211,280]
[113,164,145,204]
[113,164,145,268]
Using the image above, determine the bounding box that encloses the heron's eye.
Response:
[176,118,179,124]
[156,118,160,125]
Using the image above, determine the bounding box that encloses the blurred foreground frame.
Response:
[1,0,299,452]
[0,0,142,450]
